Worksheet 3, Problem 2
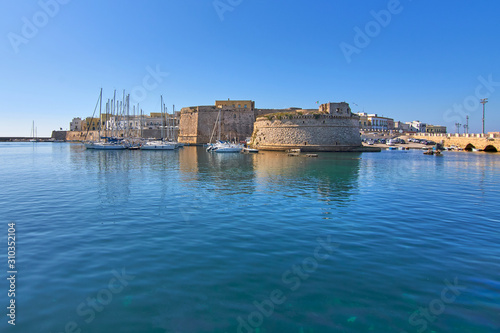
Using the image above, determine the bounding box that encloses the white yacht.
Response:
[92,142,128,150]
[140,140,176,150]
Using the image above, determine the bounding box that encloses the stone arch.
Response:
[484,145,498,152]
[464,143,475,151]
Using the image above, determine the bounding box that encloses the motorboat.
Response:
[93,142,127,150]
[140,140,176,150]
[215,143,244,153]
[208,141,243,153]
[243,147,259,153]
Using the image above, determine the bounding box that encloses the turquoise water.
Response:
[1,143,499,333]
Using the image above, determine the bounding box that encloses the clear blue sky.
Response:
[1,0,499,137]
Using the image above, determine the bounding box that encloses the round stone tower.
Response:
[250,102,372,152]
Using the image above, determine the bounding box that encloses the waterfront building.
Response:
[394,121,413,132]
[215,99,255,109]
[356,113,394,131]
[426,125,447,133]
[70,117,83,131]
[406,120,427,133]
[82,117,101,131]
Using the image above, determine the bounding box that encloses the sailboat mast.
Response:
[126,94,130,138]
[167,103,170,141]
[113,90,116,138]
[218,108,221,141]
[99,88,102,141]
[140,108,143,138]
[160,95,164,140]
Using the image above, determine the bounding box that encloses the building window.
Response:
[244,104,247,108]
[238,104,241,108]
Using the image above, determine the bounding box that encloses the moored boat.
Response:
[140,140,176,150]
[93,142,127,150]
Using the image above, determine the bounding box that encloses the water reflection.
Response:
[251,151,361,203]
[178,147,361,202]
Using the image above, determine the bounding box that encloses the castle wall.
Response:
[178,108,200,144]
[251,115,362,152]
[179,106,255,144]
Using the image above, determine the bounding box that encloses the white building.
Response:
[70,117,83,131]
[394,121,412,132]
[406,121,426,133]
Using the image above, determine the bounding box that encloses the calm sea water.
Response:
[1,143,499,333]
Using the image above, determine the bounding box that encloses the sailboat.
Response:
[29,121,38,142]
[85,89,127,150]
[141,95,176,150]
[206,108,243,153]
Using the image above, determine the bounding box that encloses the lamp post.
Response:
[480,98,488,135]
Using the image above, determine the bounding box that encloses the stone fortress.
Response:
[251,102,375,152]
[178,99,376,152]
[178,100,256,144]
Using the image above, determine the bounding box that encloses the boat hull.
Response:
[140,144,176,150]
[215,147,243,153]
[93,144,127,150]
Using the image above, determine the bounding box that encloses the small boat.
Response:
[140,140,176,150]
[140,96,178,151]
[243,147,259,153]
[215,142,244,153]
[93,142,127,150]
[84,142,95,149]
[423,149,434,155]
[387,146,397,150]
[472,148,481,152]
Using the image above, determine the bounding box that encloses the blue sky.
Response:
[1,0,499,137]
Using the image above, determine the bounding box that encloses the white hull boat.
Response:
[84,142,95,149]
[214,143,244,153]
[93,142,127,150]
[140,141,176,150]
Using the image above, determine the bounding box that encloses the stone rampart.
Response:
[178,106,255,144]
[250,114,364,152]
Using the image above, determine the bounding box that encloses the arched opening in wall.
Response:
[464,144,475,151]
[484,145,498,152]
